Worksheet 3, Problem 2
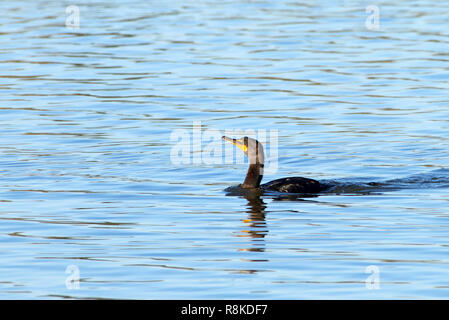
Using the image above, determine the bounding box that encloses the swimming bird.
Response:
[222,136,328,193]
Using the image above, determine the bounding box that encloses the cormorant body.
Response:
[261,177,325,193]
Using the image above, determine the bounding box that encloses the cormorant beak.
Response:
[222,136,248,153]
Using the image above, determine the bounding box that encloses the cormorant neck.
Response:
[241,139,265,189]
[242,163,264,188]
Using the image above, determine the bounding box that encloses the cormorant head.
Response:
[222,136,265,188]
[222,136,264,165]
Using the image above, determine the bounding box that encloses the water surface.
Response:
[0,0,449,299]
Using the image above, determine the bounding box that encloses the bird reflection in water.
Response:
[239,192,268,252]
[226,188,321,255]
[225,189,322,274]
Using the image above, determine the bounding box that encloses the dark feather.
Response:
[261,177,327,193]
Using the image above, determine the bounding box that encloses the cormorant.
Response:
[222,136,328,193]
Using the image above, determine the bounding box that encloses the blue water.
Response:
[1,0,449,299]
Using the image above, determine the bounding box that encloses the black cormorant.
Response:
[222,136,328,193]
